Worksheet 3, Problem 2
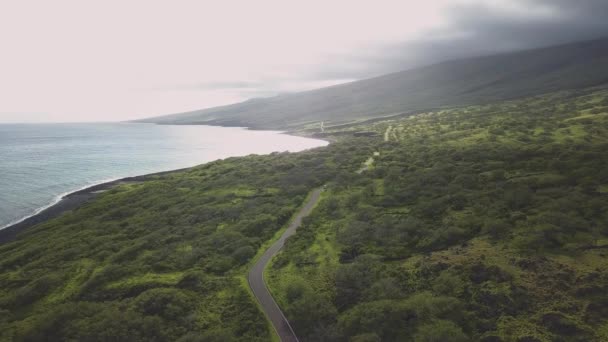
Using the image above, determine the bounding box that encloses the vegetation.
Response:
[267,86,608,341]
[2,85,608,341]
[0,144,369,341]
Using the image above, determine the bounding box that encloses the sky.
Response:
[1,0,608,123]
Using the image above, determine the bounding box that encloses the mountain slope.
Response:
[138,37,608,129]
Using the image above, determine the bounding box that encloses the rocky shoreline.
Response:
[0,167,189,244]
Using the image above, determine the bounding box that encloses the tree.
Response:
[287,291,337,337]
[432,271,466,297]
[231,245,255,265]
[132,288,194,322]
[414,320,468,342]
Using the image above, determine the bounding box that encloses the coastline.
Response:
[0,167,190,244]
[0,129,330,245]
[0,121,330,245]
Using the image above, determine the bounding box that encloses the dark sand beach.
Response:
[0,168,189,244]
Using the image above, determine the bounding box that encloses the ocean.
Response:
[0,123,327,229]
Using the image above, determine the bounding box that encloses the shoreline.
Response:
[0,167,191,244]
[0,121,333,244]
[0,129,330,245]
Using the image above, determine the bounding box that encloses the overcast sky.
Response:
[1,0,608,123]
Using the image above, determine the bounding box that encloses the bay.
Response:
[0,123,327,229]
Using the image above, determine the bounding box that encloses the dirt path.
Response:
[248,188,323,342]
[384,124,392,142]
[356,156,375,174]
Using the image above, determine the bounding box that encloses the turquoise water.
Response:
[0,123,327,229]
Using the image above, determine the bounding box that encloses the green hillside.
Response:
[267,86,608,341]
[2,85,608,341]
[0,146,369,341]
[137,37,608,130]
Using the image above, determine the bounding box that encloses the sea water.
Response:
[0,123,327,229]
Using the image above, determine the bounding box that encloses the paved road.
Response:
[248,188,323,342]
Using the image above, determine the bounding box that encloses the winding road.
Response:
[248,188,323,342]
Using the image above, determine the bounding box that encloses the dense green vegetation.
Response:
[267,86,608,341]
[2,85,608,341]
[0,144,370,341]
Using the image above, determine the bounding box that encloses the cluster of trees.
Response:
[268,87,608,341]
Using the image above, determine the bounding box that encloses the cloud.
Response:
[165,78,355,99]
[311,0,608,80]
[169,81,262,91]
[2,1,608,122]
